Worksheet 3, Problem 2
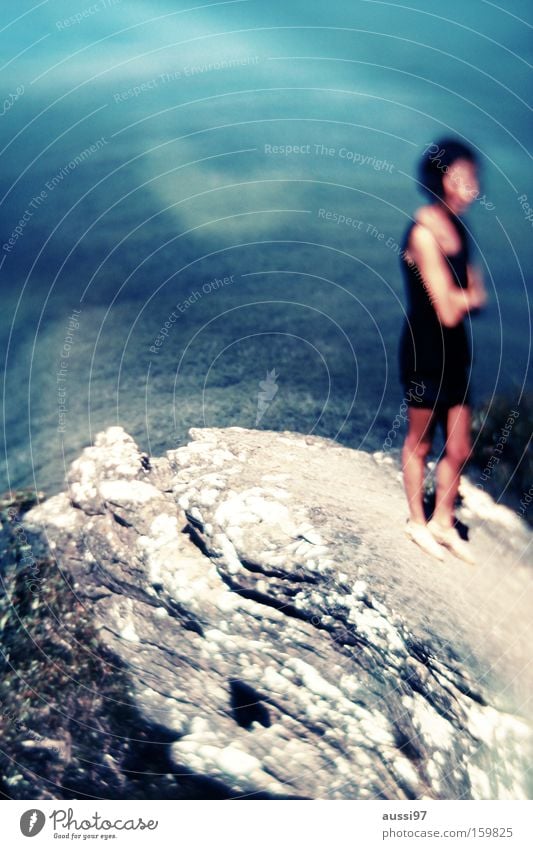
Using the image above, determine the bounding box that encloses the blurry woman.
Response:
[399,139,487,562]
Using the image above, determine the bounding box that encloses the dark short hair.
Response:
[418,138,478,199]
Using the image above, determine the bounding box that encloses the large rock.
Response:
[22,425,533,799]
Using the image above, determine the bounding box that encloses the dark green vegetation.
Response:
[470,391,533,525]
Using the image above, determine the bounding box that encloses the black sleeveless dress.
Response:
[398,212,472,409]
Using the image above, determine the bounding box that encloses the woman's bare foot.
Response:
[427,519,476,564]
[405,519,445,561]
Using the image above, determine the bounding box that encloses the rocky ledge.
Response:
[16,426,533,799]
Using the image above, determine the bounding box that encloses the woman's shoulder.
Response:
[403,206,438,237]
[412,204,444,232]
[410,204,464,255]
[404,208,440,251]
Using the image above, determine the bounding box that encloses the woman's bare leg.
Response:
[432,404,471,527]
[402,406,438,523]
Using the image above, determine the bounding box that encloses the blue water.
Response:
[1,0,532,494]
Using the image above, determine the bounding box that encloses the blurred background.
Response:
[1,0,531,497]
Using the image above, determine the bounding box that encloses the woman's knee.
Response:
[446,439,471,466]
[404,435,432,460]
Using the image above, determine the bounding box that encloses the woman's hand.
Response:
[466,266,488,310]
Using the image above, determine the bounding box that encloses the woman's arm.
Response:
[408,224,483,327]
